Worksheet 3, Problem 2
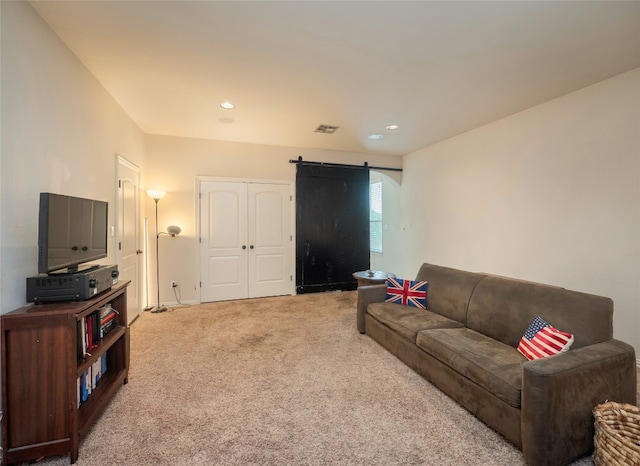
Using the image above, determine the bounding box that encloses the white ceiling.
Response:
[31,1,640,157]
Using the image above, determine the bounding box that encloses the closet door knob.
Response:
[242,245,247,250]
[250,245,254,249]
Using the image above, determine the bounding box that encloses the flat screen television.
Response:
[38,192,108,274]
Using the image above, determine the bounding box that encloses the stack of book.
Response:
[100,304,117,337]
[77,304,119,360]
[77,355,108,407]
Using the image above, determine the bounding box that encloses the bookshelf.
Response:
[1,281,130,465]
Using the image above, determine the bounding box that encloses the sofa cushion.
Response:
[414,263,486,325]
[466,275,613,349]
[367,302,463,342]
[385,277,428,309]
[416,327,525,408]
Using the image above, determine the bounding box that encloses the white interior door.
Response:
[200,181,248,302]
[248,183,292,298]
[199,179,293,302]
[116,156,142,323]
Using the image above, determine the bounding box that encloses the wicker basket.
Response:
[593,401,640,466]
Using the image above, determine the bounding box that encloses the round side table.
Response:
[352,270,396,287]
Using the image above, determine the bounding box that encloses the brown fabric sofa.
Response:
[357,262,637,466]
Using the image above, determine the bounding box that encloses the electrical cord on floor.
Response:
[169,284,191,311]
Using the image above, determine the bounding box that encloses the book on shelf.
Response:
[85,315,94,350]
[79,370,89,405]
[77,320,87,360]
[91,360,99,389]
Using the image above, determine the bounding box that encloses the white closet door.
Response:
[248,183,292,298]
[200,181,248,302]
[200,180,293,303]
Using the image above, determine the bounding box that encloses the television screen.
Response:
[38,193,108,274]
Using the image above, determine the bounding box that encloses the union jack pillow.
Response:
[385,277,428,309]
[517,316,574,361]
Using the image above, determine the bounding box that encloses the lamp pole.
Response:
[147,190,167,313]
[152,198,167,313]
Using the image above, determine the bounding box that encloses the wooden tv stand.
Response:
[1,281,130,465]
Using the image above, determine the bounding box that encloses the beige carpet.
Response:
[27,291,597,465]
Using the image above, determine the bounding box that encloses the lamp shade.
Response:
[147,189,166,201]
[167,225,181,236]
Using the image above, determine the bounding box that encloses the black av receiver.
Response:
[27,265,119,303]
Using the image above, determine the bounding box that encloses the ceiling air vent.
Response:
[314,124,339,134]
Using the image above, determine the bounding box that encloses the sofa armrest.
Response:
[356,284,387,334]
[521,339,636,466]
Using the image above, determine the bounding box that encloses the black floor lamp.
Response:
[147,189,167,313]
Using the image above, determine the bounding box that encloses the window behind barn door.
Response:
[370,180,383,254]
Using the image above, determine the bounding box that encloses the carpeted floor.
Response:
[24,291,604,465]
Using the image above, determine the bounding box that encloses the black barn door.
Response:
[296,164,370,293]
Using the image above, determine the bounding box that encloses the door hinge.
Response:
[290,195,293,201]
[118,242,122,250]
[199,281,202,288]
[118,179,121,188]
[290,275,293,281]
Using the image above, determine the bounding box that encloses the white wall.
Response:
[402,69,640,352]
[144,134,402,305]
[0,1,146,313]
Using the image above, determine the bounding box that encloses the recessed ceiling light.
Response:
[368,134,384,140]
[220,102,235,110]
[386,124,400,131]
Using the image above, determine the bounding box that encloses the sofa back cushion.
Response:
[466,275,613,349]
[414,263,486,325]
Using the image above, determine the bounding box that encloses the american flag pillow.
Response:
[518,316,574,361]
[385,278,428,309]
